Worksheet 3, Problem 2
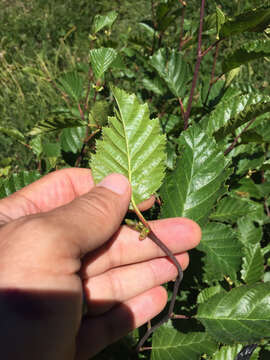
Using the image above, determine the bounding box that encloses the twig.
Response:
[75,128,100,167]
[132,204,183,352]
[201,39,220,57]
[84,67,94,112]
[183,0,206,130]
[224,117,257,156]
[178,97,185,121]
[178,2,186,51]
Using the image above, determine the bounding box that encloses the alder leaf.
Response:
[151,325,218,360]
[90,87,166,207]
[160,124,231,226]
[197,222,242,282]
[197,283,270,344]
[150,48,191,98]
[0,171,41,199]
[89,48,118,80]
[211,344,260,360]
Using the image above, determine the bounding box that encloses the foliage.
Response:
[1,0,270,359]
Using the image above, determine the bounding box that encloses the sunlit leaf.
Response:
[0,171,41,199]
[0,127,25,142]
[60,126,86,154]
[222,39,270,73]
[92,11,118,34]
[91,87,166,207]
[89,48,118,80]
[29,115,84,136]
[150,48,191,98]
[197,283,270,344]
[160,124,231,226]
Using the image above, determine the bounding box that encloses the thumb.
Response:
[45,173,131,256]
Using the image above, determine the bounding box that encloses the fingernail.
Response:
[97,173,130,195]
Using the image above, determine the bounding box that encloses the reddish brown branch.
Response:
[183,0,206,130]
[224,118,257,156]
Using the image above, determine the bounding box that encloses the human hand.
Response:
[0,168,201,360]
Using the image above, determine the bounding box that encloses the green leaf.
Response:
[0,127,25,142]
[89,100,110,127]
[29,115,84,136]
[197,222,242,282]
[150,48,191,98]
[90,87,166,207]
[220,6,270,39]
[211,344,260,360]
[197,285,224,304]
[241,244,264,285]
[160,125,231,226]
[92,11,118,34]
[57,71,84,102]
[151,325,218,360]
[237,217,263,246]
[201,93,270,139]
[29,136,43,158]
[89,48,118,80]
[237,218,264,285]
[60,126,86,154]
[222,40,270,73]
[142,77,166,96]
[0,171,41,199]
[216,6,226,39]
[42,142,61,158]
[197,283,270,344]
[210,195,265,224]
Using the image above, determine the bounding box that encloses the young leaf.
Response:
[216,6,226,39]
[57,71,84,102]
[197,283,270,344]
[92,11,118,34]
[151,326,218,360]
[150,48,191,98]
[0,171,41,199]
[197,222,242,282]
[160,124,231,226]
[89,48,118,81]
[90,87,166,207]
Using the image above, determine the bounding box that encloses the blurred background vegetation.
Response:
[0,0,269,171]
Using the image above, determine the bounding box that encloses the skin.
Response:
[0,168,201,360]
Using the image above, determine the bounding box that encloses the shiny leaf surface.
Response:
[91,87,166,207]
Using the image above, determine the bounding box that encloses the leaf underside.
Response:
[90,87,166,207]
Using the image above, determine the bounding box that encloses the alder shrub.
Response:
[1,1,270,359]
